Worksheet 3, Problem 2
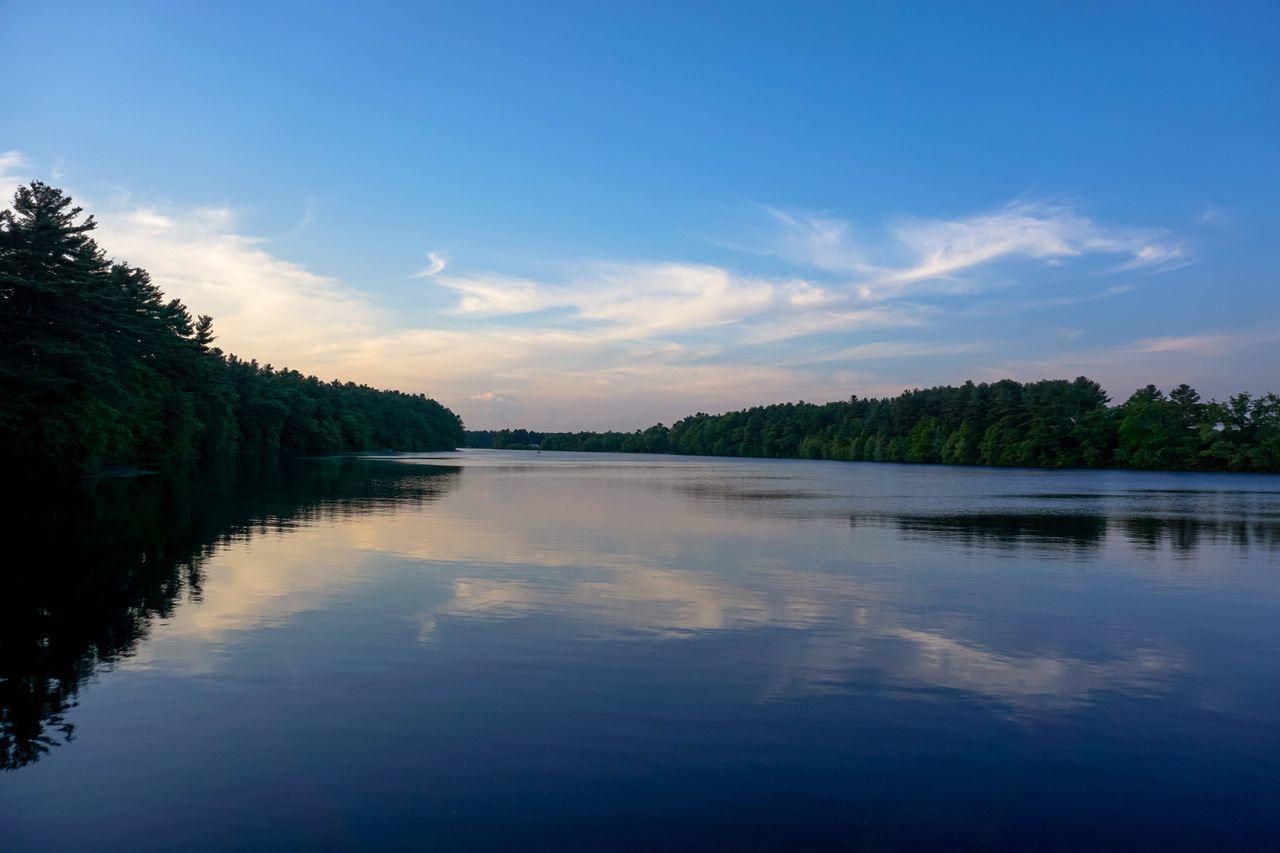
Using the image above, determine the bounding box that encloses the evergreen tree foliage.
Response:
[469,376,1280,472]
[0,183,463,474]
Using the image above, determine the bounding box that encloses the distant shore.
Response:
[466,378,1280,473]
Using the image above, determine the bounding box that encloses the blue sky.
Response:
[1,1,1276,428]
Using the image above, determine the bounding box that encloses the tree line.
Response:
[0,182,464,474]
[467,377,1280,472]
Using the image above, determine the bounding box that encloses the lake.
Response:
[2,450,1279,849]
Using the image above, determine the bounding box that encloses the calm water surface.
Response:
[2,450,1279,849]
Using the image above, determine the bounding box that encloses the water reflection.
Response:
[1119,515,1280,552]
[852,512,1109,552]
[0,456,457,769]
[424,569,1187,712]
[762,628,1182,711]
[849,511,1280,553]
[6,451,1280,849]
[5,451,1279,771]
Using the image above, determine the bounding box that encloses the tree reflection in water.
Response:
[849,511,1280,554]
[0,456,458,770]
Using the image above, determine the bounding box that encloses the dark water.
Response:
[3,451,1279,850]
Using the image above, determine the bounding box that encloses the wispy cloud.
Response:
[981,329,1280,399]
[755,200,1188,297]
[471,391,518,403]
[294,198,317,233]
[433,271,549,316]
[431,262,777,335]
[96,204,384,365]
[412,250,448,278]
[759,206,872,273]
[0,150,31,202]
[1133,333,1261,355]
[956,282,1138,320]
[3,152,1221,428]
[0,150,28,172]
[796,340,989,365]
[740,304,933,345]
[1199,206,1228,225]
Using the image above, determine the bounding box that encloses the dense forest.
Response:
[468,377,1280,472]
[0,183,463,474]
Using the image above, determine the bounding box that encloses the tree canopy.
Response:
[468,377,1280,472]
[0,182,463,474]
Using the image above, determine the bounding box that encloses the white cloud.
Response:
[434,271,548,316]
[1200,206,1227,225]
[761,206,872,273]
[575,263,776,336]
[740,304,933,345]
[471,391,519,403]
[0,150,31,205]
[0,150,28,173]
[298,199,316,229]
[1108,243,1187,273]
[981,329,1280,399]
[3,154,385,372]
[797,340,988,364]
[431,261,779,338]
[95,204,385,368]
[4,151,1214,428]
[1133,334,1253,355]
[412,250,448,278]
[887,201,1187,288]
[754,201,1188,298]
[467,390,522,420]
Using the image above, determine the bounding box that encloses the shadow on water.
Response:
[0,455,458,771]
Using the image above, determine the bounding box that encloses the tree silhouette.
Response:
[471,377,1279,472]
[0,183,464,474]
